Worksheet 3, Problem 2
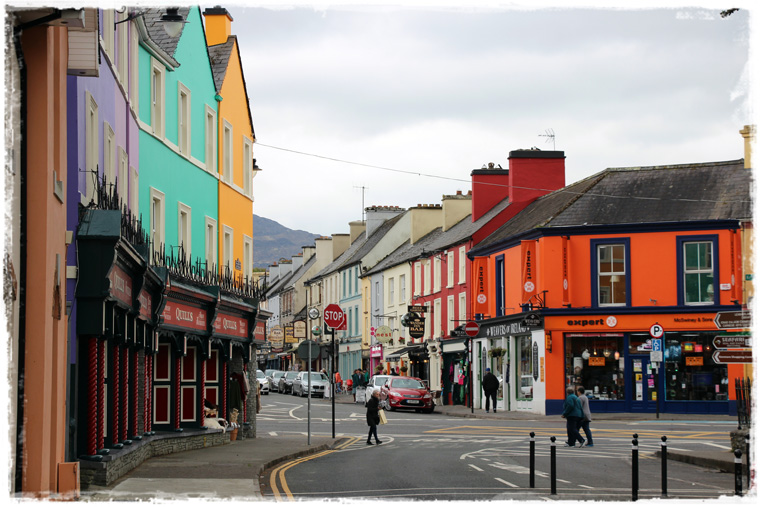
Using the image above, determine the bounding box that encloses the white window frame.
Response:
[150,187,166,255]
[223,225,233,272]
[177,82,191,157]
[447,295,455,336]
[151,58,165,138]
[447,251,454,287]
[459,292,467,325]
[205,106,217,173]
[130,24,139,110]
[433,298,441,339]
[414,262,421,296]
[104,122,115,187]
[388,277,395,306]
[102,10,115,62]
[116,10,128,85]
[129,166,138,215]
[424,260,432,296]
[85,91,99,203]
[459,246,466,284]
[222,120,233,184]
[243,235,253,279]
[205,217,218,271]
[178,202,191,261]
[399,274,406,304]
[434,257,441,292]
[118,147,128,204]
[243,136,253,196]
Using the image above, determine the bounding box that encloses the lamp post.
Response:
[115,7,187,37]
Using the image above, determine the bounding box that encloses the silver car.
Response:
[365,375,391,399]
[279,371,299,394]
[256,369,270,395]
[269,371,286,392]
[292,372,330,398]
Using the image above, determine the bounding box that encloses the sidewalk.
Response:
[79,393,747,501]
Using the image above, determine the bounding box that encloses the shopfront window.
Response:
[664,334,728,401]
[565,334,625,400]
[517,336,533,400]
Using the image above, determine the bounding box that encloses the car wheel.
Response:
[424,407,434,414]
[389,406,396,412]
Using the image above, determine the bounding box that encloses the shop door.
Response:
[630,356,657,412]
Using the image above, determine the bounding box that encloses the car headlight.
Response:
[423,393,432,399]
[390,391,402,397]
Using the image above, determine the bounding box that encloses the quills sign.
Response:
[161,301,207,332]
[213,313,247,339]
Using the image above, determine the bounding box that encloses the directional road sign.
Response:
[713,334,751,349]
[714,311,752,330]
[712,349,753,364]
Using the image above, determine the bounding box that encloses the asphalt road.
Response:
[257,392,738,501]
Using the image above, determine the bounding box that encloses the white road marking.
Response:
[495,478,518,488]
[269,432,278,436]
[469,464,484,472]
[701,442,732,450]
[579,484,593,489]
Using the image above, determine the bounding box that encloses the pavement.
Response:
[79,392,752,501]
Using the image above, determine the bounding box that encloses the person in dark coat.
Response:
[365,390,383,445]
[481,368,499,413]
[562,386,586,447]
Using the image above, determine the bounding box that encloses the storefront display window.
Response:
[565,334,625,400]
[664,334,728,401]
[517,336,533,400]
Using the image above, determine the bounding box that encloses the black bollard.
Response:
[746,434,751,488]
[661,436,668,497]
[632,438,639,502]
[550,436,557,495]
[734,449,743,496]
[530,432,536,489]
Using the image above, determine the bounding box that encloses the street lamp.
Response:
[115,7,187,37]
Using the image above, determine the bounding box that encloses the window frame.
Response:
[677,235,719,306]
[590,238,631,307]
[84,92,99,203]
[495,254,505,317]
[205,106,217,173]
[103,122,115,187]
[129,166,139,215]
[243,135,253,197]
[177,82,191,157]
[399,274,406,304]
[205,217,217,271]
[243,234,253,279]
[434,257,441,292]
[150,187,166,256]
[223,225,233,273]
[458,246,466,284]
[222,120,233,184]
[177,202,192,260]
[414,262,421,297]
[151,59,165,138]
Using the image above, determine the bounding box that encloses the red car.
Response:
[382,376,434,413]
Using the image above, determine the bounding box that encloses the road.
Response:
[257,392,737,501]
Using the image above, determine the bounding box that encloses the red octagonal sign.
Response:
[324,304,346,329]
[465,321,480,337]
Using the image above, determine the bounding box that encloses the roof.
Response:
[471,159,752,255]
[308,231,367,283]
[143,8,190,58]
[207,38,235,92]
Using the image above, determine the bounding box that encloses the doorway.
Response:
[629,356,658,412]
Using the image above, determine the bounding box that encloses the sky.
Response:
[209,0,756,237]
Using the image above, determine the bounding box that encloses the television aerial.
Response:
[539,129,556,150]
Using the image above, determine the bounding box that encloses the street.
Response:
[258,392,738,501]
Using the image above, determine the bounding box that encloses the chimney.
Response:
[441,191,471,232]
[203,6,233,46]
[301,245,316,260]
[740,125,755,169]
[365,206,404,237]
[314,236,333,270]
[349,220,366,243]
[409,204,443,244]
[331,233,350,260]
[290,252,304,271]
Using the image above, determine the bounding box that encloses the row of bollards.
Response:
[527,432,747,500]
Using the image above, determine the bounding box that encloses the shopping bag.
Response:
[378,410,387,425]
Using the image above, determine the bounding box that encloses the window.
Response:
[388,277,395,305]
[151,59,165,138]
[459,246,466,284]
[663,333,728,401]
[566,335,625,401]
[517,336,533,400]
[495,255,505,317]
[243,136,253,196]
[459,292,466,324]
[414,262,421,296]
[447,295,455,335]
[678,236,717,305]
[243,235,253,279]
[104,122,115,188]
[433,298,441,339]
[205,106,217,173]
[205,217,217,270]
[118,148,128,205]
[591,239,630,307]
[399,274,406,303]
[434,257,441,292]
[343,272,346,298]
[130,24,139,110]
[447,251,454,287]
[129,167,138,214]
[178,202,191,260]
[178,83,191,156]
[102,10,115,61]
[150,188,165,255]
[85,92,98,203]
[223,226,233,273]
[374,281,380,307]
[424,260,431,296]
[222,121,233,183]
[116,10,128,84]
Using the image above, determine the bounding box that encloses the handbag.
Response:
[378,410,387,425]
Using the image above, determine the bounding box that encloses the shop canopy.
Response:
[385,344,425,361]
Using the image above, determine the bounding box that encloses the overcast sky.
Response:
[215,0,754,237]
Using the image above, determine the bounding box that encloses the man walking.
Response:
[576,386,594,447]
[481,368,499,413]
[562,386,585,447]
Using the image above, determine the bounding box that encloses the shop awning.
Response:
[385,344,424,361]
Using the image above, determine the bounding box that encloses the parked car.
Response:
[256,369,269,395]
[279,371,299,394]
[365,375,391,399]
[269,371,286,392]
[383,376,434,413]
[292,371,330,397]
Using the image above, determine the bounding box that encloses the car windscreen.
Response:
[390,378,424,389]
[285,372,298,379]
[256,371,266,378]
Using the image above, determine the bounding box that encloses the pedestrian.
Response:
[391,366,399,376]
[481,367,499,413]
[365,389,383,445]
[576,386,594,447]
[351,369,360,402]
[561,386,585,447]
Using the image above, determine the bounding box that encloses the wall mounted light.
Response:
[115,7,187,37]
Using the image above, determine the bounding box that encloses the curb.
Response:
[654,450,748,474]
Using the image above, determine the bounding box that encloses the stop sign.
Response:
[323,304,345,329]
[465,321,480,337]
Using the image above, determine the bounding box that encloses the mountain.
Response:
[253,214,322,268]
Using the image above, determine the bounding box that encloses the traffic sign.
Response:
[297,339,320,359]
[652,339,662,352]
[649,323,664,339]
[714,311,751,330]
[650,351,663,363]
[464,321,480,337]
[323,304,346,330]
[712,349,753,364]
[713,334,751,349]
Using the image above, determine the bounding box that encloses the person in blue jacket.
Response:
[561,386,586,447]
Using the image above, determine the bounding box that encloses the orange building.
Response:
[204,7,259,280]
[468,149,752,415]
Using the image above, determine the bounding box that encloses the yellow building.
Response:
[204,7,259,280]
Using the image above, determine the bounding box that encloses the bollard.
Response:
[550,436,557,495]
[632,438,639,502]
[661,436,668,497]
[746,434,751,488]
[734,449,743,496]
[530,432,535,489]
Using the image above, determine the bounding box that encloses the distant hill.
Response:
[253,214,322,268]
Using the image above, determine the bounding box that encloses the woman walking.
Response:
[365,390,383,445]
[576,386,594,447]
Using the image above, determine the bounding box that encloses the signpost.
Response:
[714,311,752,330]
[649,324,664,419]
[713,334,752,349]
[322,303,345,439]
[712,350,753,364]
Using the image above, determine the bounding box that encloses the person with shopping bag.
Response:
[365,390,384,445]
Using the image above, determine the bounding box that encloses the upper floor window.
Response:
[177,83,191,156]
[205,107,217,173]
[414,262,421,296]
[243,136,253,197]
[151,59,165,138]
[459,246,466,284]
[447,251,454,287]
[495,255,505,317]
[222,121,233,183]
[434,257,441,292]
[424,260,432,296]
[678,236,717,305]
[399,274,406,303]
[592,239,630,307]
[388,277,395,305]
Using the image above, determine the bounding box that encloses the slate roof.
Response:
[471,159,753,255]
[207,38,235,93]
[307,231,367,283]
[143,8,190,58]
[342,213,404,270]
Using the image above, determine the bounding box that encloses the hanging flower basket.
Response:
[488,347,506,358]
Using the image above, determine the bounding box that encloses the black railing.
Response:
[735,377,752,429]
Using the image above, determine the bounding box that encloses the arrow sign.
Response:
[714,311,751,330]
[713,334,752,349]
[712,349,753,364]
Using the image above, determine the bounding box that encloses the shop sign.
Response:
[712,350,752,364]
[714,311,752,330]
[713,334,752,349]
[269,326,284,349]
[370,344,383,357]
[539,357,545,382]
[532,342,539,380]
[522,313,543,328]
[685,356,704,366]
[484,321,530,338]
[253,320,267,342]
[213,312,247,339]
[161,301,207,331]
[284,325,296,343]
[408,305,427,313]
[409,316,425,339]
[293,320,307,339]
[376,325,393,343]
[138,289,152,320]
[108,264,133,306]
[588,356,606,366]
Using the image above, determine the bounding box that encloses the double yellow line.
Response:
[270,437,360,501]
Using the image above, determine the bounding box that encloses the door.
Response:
[629,356,657,412]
